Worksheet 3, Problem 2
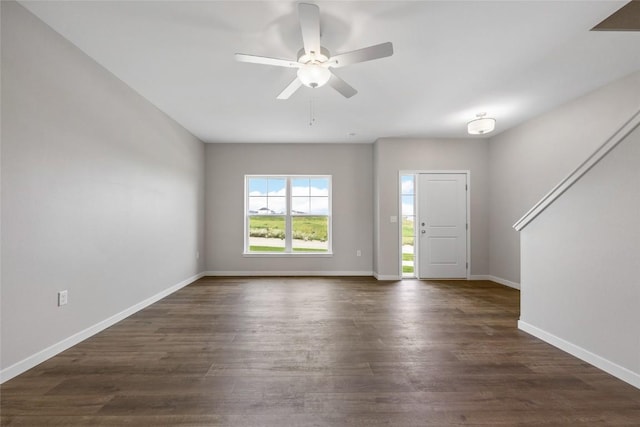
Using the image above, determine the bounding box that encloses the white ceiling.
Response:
[19,1,640,143]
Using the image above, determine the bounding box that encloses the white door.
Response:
[417,173,467,278]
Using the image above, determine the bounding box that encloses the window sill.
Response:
[243,252,333,258]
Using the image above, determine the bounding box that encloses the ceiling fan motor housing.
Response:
[297,46,330,64]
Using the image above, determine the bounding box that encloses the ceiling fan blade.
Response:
[235,53,299,68]
[328,72,357,98]
[298,3,321,55]
[277,78,303,100]
[328,42,394,68]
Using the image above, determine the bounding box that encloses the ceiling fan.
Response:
[235,3,394,99]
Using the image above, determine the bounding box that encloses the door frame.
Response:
[398,170,471,280]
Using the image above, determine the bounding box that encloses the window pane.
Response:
[292,178,309,196]
[401,195,414,216]
[248,196,267,213]
[248,216,285,252]
[267,197,286,214]
[248,178,268,196]
[402,215,415,246]
[402,215,415,277]
[249,177,286,214]
[309,197,328,214]
[310,178,329,196]
[291,197,310,214]
[401,175,414,195]
[292,216,328,252]
[267,178,286,196]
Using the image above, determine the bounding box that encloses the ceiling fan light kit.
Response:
[234,3,393,99]
[467,112,496,135]
[297,64,331,88]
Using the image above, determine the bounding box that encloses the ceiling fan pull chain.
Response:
[309,99,316,126]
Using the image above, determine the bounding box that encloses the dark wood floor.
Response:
[2,277,640,426]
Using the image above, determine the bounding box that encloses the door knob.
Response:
[421,230,426,234]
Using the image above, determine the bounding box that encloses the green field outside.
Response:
[249,246,327,253]
[249,215,328,241]
[248,216,286,239]
[249,245,285,252]
[292,216,328,241]
[402,218,415,246]
[402,238,415,275]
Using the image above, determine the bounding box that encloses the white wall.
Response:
[489,71,640,284]
[373,138,490,279]
[204,143,373,275]
[519,124,640,388]
[1,2,205,379]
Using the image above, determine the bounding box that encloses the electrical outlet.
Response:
[356,249,362,257]
[58,290,68,306]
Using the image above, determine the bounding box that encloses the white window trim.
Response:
[243,175,333,256]
[399,173,417,279]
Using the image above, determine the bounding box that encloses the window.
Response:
[401,174,416,277]
[245,175,331,255]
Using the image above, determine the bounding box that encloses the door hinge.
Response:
[465,184,468,191]
[466,262,469,269]
[466,223,468,230]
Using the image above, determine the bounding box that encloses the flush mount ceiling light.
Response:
[467,112,496,135]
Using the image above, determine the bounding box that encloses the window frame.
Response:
[400,174,417,278]
[244,174,332,257]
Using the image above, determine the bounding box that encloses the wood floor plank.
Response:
[2,277,640,426]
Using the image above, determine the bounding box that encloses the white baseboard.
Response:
[204,271,373,277]
[518,320,640,390]
[470,274,520,290]
[0,272,205,384]
[372,272,402,281]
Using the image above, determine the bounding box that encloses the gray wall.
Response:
[204,143,373,274]
[489,71,640,284]
[520,124,640,387]
[373,138,490,279]
[1,2,205,373]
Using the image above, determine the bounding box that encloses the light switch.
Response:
[58,290,68,306]
[390,216,398,223]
